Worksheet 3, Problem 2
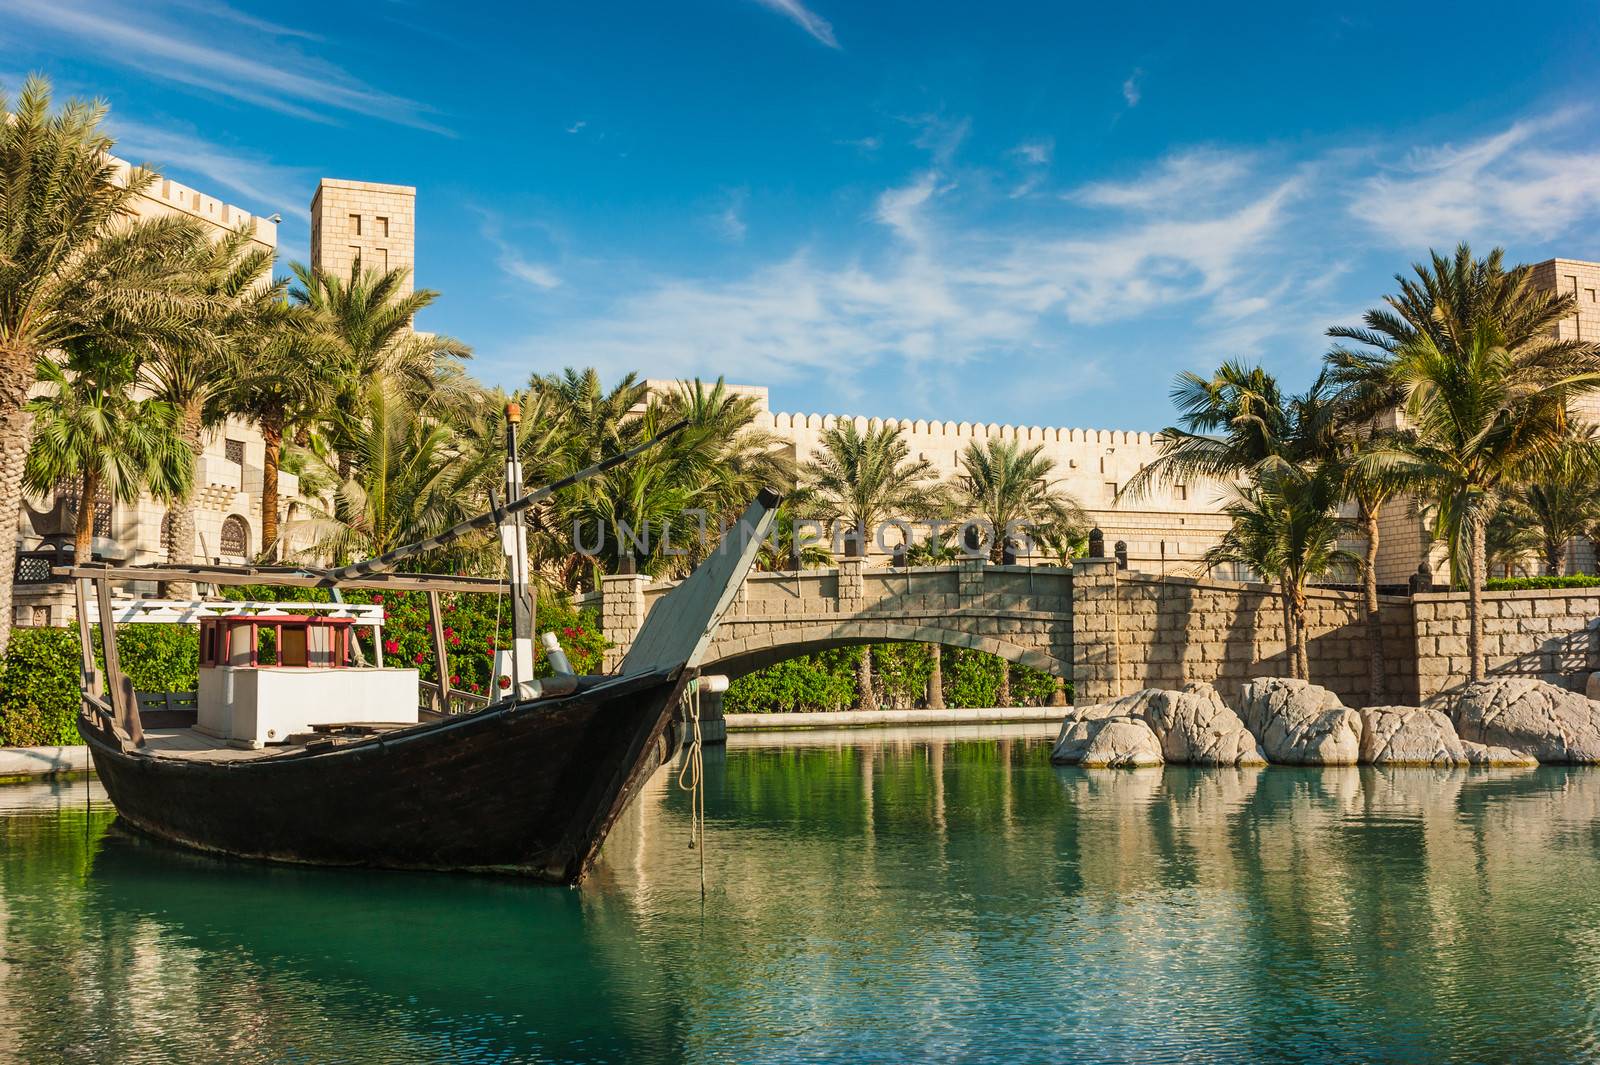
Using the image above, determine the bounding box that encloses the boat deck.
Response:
[142,729,293,761]
[140,722,420,762]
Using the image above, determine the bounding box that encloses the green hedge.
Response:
[1485,575,1600,591]
[0,590,608,747]
[724,643,1067,713]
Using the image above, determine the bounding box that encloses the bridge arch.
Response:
[700,619,1068,681]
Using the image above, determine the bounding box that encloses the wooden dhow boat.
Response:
[63,412,778,884]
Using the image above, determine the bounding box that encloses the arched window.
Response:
[220,515,249,559]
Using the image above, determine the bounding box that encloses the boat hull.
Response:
[82,669,687,885]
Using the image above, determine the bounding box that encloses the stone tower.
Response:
[1532,257,1600,424]
[309,178,416,294]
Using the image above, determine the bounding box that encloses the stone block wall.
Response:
[1414,588,1600,705]
[1104,574,1416,708]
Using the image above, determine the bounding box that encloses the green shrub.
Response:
[118,625,199,692]
[1012,664,1063,706]
[724,642,1070,713]
[940,646,1004,707]
[0,628,83,747]
[1485,574,1600,591]
[724,648,859,713]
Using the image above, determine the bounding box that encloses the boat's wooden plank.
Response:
[427,591,450,712]
[95,578,143,746]
[73,578,99,698]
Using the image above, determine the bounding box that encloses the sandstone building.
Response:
[309,179,417,296]
[12,166,415,626]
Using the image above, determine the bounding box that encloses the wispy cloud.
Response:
[1011,140,1053,167]
[108,120,313,221]
[1349,109,1600,247]
[714,188,749,243]
[1069,148,1255,211]
[566,120,587,134]
[517,157,1304,404]
[502,107,1600,424]
[749,0,839,48]
[1008,139,1053,198]
[1122,68,1143,108]
[163,0,322,41]
[6,0,446,132]
[478,213,563,291]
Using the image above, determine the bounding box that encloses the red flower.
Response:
[443,627,454,639]
[470,682,481,692]
[498,676,511,689]
[383,639,399,654]
[449,674,460,685]
[562,626,576,638]
[448,635,461,647]
[372,594,383,604]
[413,652,425,664]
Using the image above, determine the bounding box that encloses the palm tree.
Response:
[1119,360,1301,502]
[231,310,344,561]
[952,438,1086,564]
[24,347,191,560]
[291,383,487,571]
[800,421,943,554]
[530,373,796,586]
[799,421,941,710]
[147,223,285,583]
[1332,245,1600,679]
[1500,442,1600,575]
[0,75,210,651]
[755,508,834,572]
[1201,463,1354,680]
[289,260,472,476]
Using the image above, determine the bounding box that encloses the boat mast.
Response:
[503,401,537,699]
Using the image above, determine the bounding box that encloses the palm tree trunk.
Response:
[1280,585,1299,679]
[261,415,284,562]
[1469,514,1487,681]
[1295,604,1310,682]
[1545,536,1565,577]
[0,356,34,655]
[996,660,1012,707]
[74,470,98,562]
[856,646,879,711]
[1363,505,1385,705]
[163,403,204,600]
[926,644,945,708]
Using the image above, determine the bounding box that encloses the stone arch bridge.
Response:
[591,558,1082,685]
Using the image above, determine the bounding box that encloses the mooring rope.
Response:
[676,679,707,898]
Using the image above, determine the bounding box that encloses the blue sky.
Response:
[4,0,1599,430]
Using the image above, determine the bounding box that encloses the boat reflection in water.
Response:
[4,729,1600,1062]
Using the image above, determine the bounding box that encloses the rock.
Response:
[1050,716,1106,763]
[1142,683,1268,766]
[1055,684,1264,766]
[1052,712,1165,767]
[1454,679,1600,763]
[1239,677,1363,766]
[1078,718,1164,768]
[1462,741,1540,767]
[1359,706,1471,765]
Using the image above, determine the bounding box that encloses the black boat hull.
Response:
[81,668,687,885]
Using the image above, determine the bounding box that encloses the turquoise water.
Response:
[4,724,1600,1063]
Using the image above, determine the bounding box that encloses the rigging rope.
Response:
[676,679,707,898]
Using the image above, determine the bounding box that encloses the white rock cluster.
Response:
[1051,676,1585,769]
